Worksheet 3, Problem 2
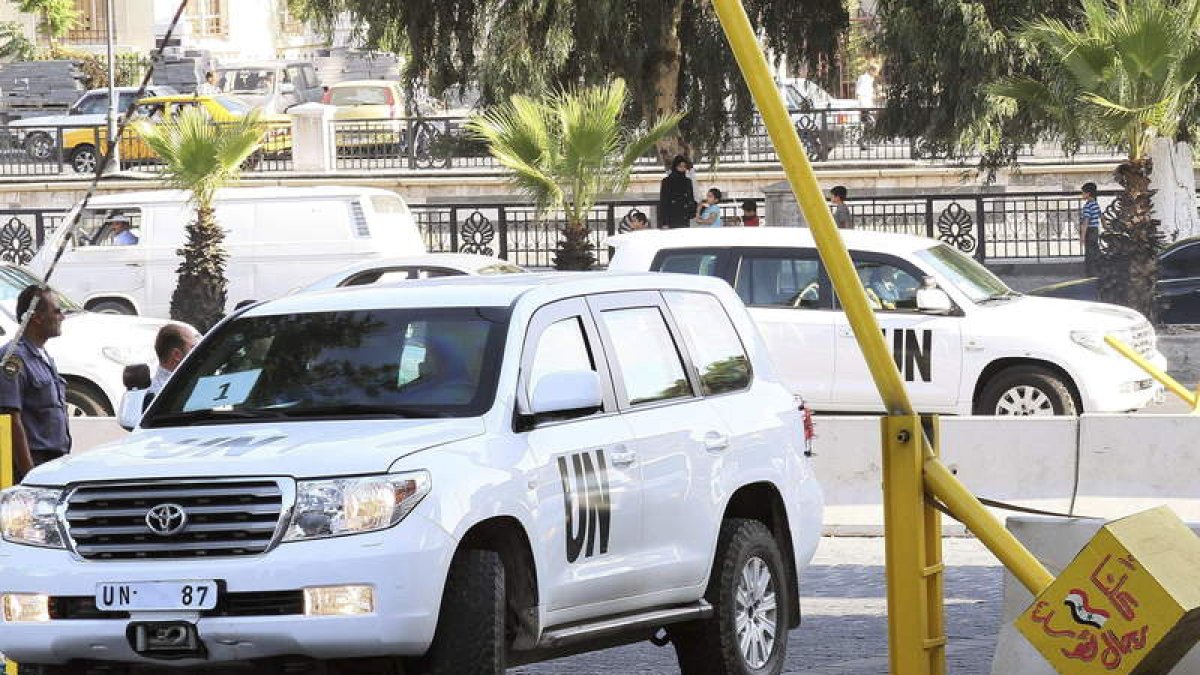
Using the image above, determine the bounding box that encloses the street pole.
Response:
[105,0,119,173]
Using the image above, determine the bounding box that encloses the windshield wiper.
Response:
[979,290,1022,303]
[272,404,445,419]
[146,408,288,427]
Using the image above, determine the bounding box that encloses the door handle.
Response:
[124,263,142,267]
[704,431,730,451]
[838,326,854,338]
[610,448,638,467]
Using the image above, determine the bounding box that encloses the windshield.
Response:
[145,307,510,426]
[915,244,1013,303]
[0,266,82,312]
[219,68,277,94]
[330,86,390,106]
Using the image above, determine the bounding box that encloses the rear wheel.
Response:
[86,299,135,315]
[70,144,98,174]
[975,365,1077,416]
[412,548,506,675]
[65,381,111,417]
[23,132,54,160]
[673,519,790,675]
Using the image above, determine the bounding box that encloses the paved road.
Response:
[513,537,1002,675]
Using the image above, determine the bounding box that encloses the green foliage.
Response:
[288,0,848,163]
[0,22,35,61]
[135,108,265,330]
[42,46,147,89]
[16,0,77,41]
[467,79,681,270]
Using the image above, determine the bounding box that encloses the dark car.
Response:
[1030,237,1200,323]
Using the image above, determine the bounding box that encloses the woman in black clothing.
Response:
[658,155,697,229]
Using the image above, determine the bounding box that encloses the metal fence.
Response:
[0,107,1125,178]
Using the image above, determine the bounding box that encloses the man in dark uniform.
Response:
[0,285,69,482]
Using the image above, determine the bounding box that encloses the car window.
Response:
[852,261,921,312]
[477,263,524,275]
[1161,243,1200,279]
[74,94,107,115]
[528,316,595,400]
[74,208,143,248]
[302,65,317,89]
[655,251,723,277]
[915,244,1011,303]
[117,93,138,112]
[330,86,390,106]
[736,255,822,308]
[0,267,81,311]
[599,306,691,405]
[665,291,752,395]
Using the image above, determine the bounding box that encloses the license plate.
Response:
[96,581,218,611]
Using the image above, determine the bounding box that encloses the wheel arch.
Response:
[456,515,541,650]
[972,357,1083,413]
[721,481,801,629]
[61,374,113,415]
[83,294,140,315]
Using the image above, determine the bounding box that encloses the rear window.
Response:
[331,87,391,106]
[598,307,692,406]
[665,291,752,395]
[654,250,723,276]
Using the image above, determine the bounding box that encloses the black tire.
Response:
[673,519,791,675]
[975,365,1078,416]
[66,381,112,417]
[87,299,135,315]
[23,132,54,160]
[70,144,98,174]
[415,549,505,675]
[17,664,72,675]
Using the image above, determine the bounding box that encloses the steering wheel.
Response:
[789,282,820,307]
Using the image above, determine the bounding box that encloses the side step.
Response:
[536,601,713,650]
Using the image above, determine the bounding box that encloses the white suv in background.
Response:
[608,228,1166,416]
[0,273,822,675]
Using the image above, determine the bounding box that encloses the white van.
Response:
[30,186,426,318]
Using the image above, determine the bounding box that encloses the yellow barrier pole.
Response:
[1104,335,1198,409]
[1,415,14,675]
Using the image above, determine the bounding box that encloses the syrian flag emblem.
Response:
[1064,589,1110,628]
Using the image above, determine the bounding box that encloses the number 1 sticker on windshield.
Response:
[183,369,263,411]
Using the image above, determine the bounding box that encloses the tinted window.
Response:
[599,307,691,405]
[655,251,722,276]
[74,94,107,115]
[528,317,594,398]
[331,86,390,106]
[1161,243,1200,279]
[853,260,921,311]
[736,255,822,308]
[665,292,751,395]
[146,307,509,425]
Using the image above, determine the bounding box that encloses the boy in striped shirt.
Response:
[1079,182,1102,276]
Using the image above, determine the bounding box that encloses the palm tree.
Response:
[988,0,1200,322]
[467,79,682,270]
[135,107,264,331]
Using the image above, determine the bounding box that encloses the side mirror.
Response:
[917,282,954,313]
[529,370,603,416]
[123,364,151,390]
[118,389,154,431]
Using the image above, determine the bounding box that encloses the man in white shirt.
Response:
[149,324,200,395]
[195,71,220,96]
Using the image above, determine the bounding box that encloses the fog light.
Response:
[303,585,374,616]
[1119,379,1153,394]
[2,593,50,622]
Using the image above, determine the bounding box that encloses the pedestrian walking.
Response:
[0,285,70,482]
[831,185,854,229]
[149,324,200,395]
[695,188,724,227]
[196,71,220,96]
[658,155,697,229]
[1080,182,1102,277]
[741,200,761,227]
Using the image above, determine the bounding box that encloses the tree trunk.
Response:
[1099,159,1163,323]
[1148,137,1200,242]
[552,216,596,271]
[645,1,690,168]
[170,205,229,332]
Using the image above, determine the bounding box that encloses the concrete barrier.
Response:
[990,516,1200,674]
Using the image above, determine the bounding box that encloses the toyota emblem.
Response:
[144,503,188,537]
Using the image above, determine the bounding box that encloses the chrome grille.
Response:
[1130,324,1155,358]
[63,480,290,561]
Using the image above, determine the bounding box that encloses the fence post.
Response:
[974,198,987,263]
[449,207,459,253]
[924,198,935,239]
[406,118,417,171]
[498,207,509,260]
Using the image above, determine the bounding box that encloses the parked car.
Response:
[59,95,291,173]
[217,61,322,114]
[0,272,822,675]
[7,86,178,160]
[296,253,526,293]
[1030,237,1200,324]
[608,228,1167,416]
[27,187,427,318]
[0,264,182,416]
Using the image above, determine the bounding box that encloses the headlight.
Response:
[284,472,430,541]
[0,487,65,548]
[1071,328,1134,355]
[102,345,156,366]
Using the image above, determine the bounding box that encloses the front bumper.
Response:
[1078,350,1168,413]
[0,513,455,666]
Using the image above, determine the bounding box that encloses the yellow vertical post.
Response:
[0,414,15,675]
[920,417,946,675]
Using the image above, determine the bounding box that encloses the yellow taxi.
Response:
[62,95,292,173]
[323,80,415,156]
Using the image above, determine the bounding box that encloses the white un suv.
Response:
[608,228,1167,416]
[0,273,823,675]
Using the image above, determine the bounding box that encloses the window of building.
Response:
[188,0,228,38]
[68,0,110,44]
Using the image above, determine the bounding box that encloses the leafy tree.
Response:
[467,79,681,270]
[16,0,77,47]
[987,0,1200,321]
[0,22,36,61]
[135,108,265,331]
[289,0,847,164]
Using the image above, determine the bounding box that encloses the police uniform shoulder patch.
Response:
[2,355,23,378]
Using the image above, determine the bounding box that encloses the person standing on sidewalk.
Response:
[831,185,854,229]
[658,155,697,229]
[0,285,69,483]
[695,188,724,227]
[1080,182,1102,276]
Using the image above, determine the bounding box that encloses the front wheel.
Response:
[673,519,791,675]
[66,381,112,417]
[412,548,505,675]
[24,132,54,160]
[975,365,1078,416]
[70,144,98,174]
